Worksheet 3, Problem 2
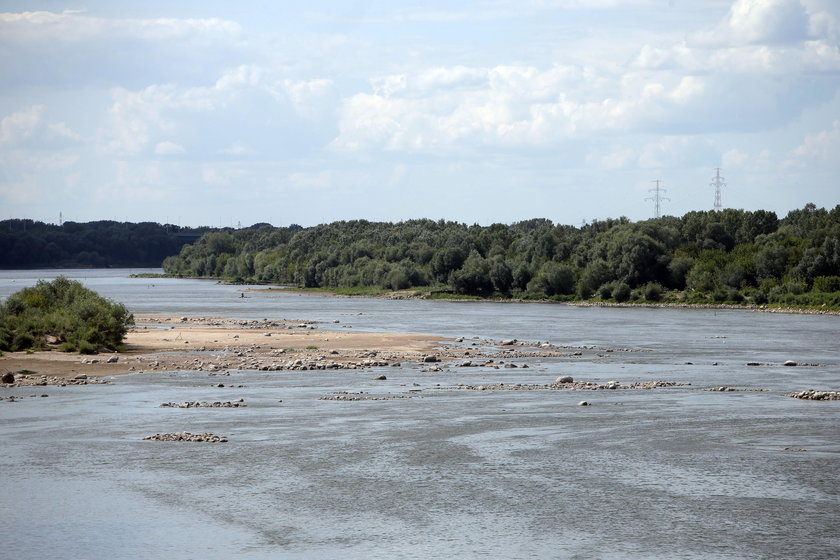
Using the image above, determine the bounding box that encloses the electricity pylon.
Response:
[711,168,726,211]
[646,180,670,219]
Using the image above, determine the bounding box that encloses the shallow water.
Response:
[1,269,839,559]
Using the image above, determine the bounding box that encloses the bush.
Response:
[612,282,631,302]
[643,282,664,302]
[597,283,613,300]
[0,276,134,353]
[750,289,768,305]
[813,276,840,293]
[726,288,744,303]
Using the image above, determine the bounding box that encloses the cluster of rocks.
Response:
[3,394,49,402]
[456,359,530,369]
[1,372,108,387]
[445,377,687,392]
[319,391,418,401]
[787,390,840,401]
[143,432,228,442]
[142,316,315,329]
[80,355,120,364]
[134,347,408,373]
[707,386,766,392]
[159,399,246,408]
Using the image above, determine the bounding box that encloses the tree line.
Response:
[161,204,840,308]
[0,220,212,268]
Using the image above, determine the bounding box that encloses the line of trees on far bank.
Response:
[0,220,213,268]
[161,204,840,308]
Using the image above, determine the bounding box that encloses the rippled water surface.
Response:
[1,269,839,559]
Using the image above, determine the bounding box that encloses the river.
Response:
[1,269,839,559]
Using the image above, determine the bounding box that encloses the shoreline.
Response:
[244,286,840,316]
[0,314,446,381]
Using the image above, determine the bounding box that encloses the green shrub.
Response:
[813,276,840,293]
[11,332,36,352]
[597,283,613,300]
[725,288,744,303]
[643,282,664,302]
[0,276,134,353]
[612,282,631,302]
[750,289,768,305]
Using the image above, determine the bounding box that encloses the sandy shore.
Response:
[0,314,449,381]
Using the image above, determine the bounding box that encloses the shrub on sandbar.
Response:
[0,276,134,353]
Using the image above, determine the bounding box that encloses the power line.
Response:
[646,179,670,219]
[710,168,726,211]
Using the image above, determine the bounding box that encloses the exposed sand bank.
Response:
[0,314,448,380]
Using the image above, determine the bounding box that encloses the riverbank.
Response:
[244,286,840,315]
[0,314,446,381]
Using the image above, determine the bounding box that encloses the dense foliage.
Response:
[162,204,840,307]
[0,277,134,353]
[0,219,212,268]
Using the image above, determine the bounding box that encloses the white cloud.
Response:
[0,105,81,147]
[0,10,245,89]
[728,0,810,44]
[792,119,840,160]
[96,69,338,157]
[0,105,43,144]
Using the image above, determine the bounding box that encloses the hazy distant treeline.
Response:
[162,204,840,307]
[0,220,213,268]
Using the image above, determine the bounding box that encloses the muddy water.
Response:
[1,270,839,559]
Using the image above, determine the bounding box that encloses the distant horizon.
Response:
[2,200,832,231]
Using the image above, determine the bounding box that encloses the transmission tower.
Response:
[710,168,726,211]
[646,179,670,219]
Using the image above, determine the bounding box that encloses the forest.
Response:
[161,204,840,308]
[0,220,212,268]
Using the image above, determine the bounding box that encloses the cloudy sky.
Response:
[1,0,838,228]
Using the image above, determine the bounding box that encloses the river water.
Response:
[1,269,839,559]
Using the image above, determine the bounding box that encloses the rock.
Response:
[2,372,15,384]
[106,355,119,363]
[143,431,228,443]
[783,360,797,367]
[787,390,840,401]
[423,355,439,363]
[746,362,761,366]
[555,375,574,384]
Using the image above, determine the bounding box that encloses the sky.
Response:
[1,0,838,228]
